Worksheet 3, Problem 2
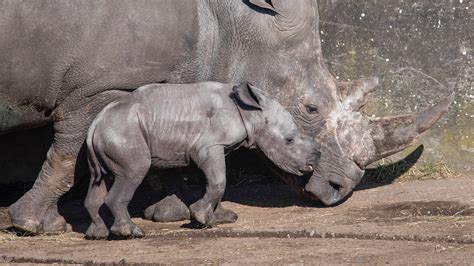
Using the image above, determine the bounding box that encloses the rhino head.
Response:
[299,78,454,205]
[199,0,453,205]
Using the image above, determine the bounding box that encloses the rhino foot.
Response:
[41,207,68,234]
[9,197,42,234]
[214,204,238,224]
[189,201,215,227]
[9,197,67,235]
[144,194,190,222]
[85,223,109,240]
[110,220,145,238]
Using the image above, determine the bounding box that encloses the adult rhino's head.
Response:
[300,78,454,205]
[203,0,453,205]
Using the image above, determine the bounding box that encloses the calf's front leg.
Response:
[190,146,226,227]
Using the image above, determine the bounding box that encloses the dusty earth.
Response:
[0,176,473,264]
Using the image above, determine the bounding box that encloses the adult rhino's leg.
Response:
[145,197,238,224]
[144,194,191,222]
[144,169,237,224]
[8,90,127,234]
[8,111,85,234]
[214,202,238,224]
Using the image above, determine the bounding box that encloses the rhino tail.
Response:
[86,120,107,184]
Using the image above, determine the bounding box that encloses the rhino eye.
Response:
[286,137,294,145]
[305,104,318,114]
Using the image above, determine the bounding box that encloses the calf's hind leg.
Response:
[106,175,147,238]
[84,179,109,239]
[104,148,151,238]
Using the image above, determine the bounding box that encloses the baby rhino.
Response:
[85,82,319,239]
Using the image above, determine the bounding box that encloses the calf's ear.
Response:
[232,83,266,111]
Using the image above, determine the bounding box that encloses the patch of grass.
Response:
[399,162,458,181]
[364,160,461,184]
[0,230,19,243]
[0,229,83,244]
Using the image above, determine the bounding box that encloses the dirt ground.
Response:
[1,176,473,264]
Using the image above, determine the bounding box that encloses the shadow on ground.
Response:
[0,137,425,234]
[357,145,424,191]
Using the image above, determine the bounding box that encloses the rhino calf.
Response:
[84,82,319,239]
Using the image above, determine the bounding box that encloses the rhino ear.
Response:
[233,83,265,111]
[248,0,277,12]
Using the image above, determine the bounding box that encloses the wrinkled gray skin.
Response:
[1,0,452,234]
[84,82,318,239]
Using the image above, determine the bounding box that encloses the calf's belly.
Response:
[151,155,189,169]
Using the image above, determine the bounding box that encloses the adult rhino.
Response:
[1,0,451,234]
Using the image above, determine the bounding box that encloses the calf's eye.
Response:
[286,137,294,145]
[305,104,318,114]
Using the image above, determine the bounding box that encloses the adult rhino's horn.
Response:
[339,77,379,111]
[365,93,454,165]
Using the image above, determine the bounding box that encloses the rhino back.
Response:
[0,0,198,132]
[129,83,241,163]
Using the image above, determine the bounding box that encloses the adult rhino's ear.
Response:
[247,1,312,34]
[233,83,266,111]
[248,0,277,12]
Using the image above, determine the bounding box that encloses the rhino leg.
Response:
[145,196,238,224]
[144,167,237,225]
[189,146,227,227]
[8,123,79,234]
[144,194,191,222]
[85,179,109,240]
[8,90,127,234]
[105,175,146,238]
[214,203,238,224]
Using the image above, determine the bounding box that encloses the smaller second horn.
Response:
[339,77,379,111]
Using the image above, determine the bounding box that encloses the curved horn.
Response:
[366,93,454,165]
[339,77,379,110]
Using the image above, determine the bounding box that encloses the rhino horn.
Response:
[339,77,379,111]
[365,93,454,165]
